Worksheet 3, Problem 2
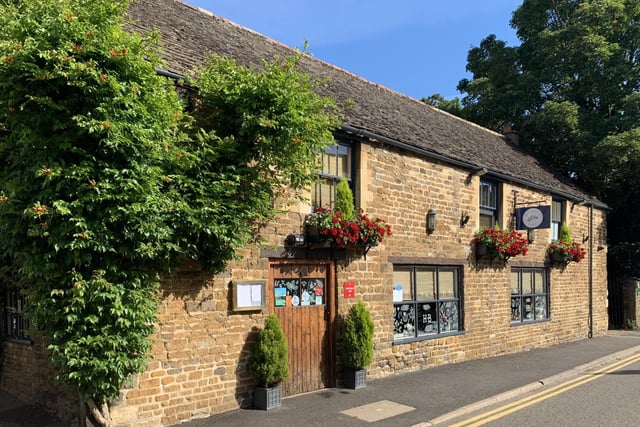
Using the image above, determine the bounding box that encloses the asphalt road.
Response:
[442,351,640,427]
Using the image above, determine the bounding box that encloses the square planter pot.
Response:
[253,384,282,410]
[343,368,367,390]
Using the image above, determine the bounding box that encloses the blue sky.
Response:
[185,1,523,100]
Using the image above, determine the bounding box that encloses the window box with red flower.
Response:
[547,240,586,265]
[304,208,391,250]
[473,226,528,265]
[547,223,586,265]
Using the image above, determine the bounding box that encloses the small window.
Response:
[393,266,462,342]
[551,199,564,241]
[479,179,499,229]
[312,140,353,209]
[511,267,549,324]
[1,279,31,341]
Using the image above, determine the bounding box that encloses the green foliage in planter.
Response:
[248,315,289,387]
[338,301,374,370]
[559,223,572,243]
[335,177,355,221]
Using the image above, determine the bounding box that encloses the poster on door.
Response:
[274,278,324,307]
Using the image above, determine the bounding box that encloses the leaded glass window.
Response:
[511,267,549,324]
[393,265,462,342]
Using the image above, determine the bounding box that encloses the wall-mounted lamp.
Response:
[426,209,437,234]
[285,233,306,247]
[460,212,470,228]
[527,229,535,243]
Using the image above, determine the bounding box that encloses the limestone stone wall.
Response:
[0,337,78,423]
[111,255,272,426]
[0,141,609,426]
[344,142,608,379]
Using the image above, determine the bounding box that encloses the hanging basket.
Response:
[550,252,566,264]
[304,224,323,243]
[475,242,489,257]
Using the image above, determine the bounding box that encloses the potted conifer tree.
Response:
[338,301,374,389]
[247,314,289,410]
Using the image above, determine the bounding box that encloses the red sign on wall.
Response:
[343,281,355,298]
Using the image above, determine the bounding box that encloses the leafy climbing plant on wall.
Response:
[0,1,341,425]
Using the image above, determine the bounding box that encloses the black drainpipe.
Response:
[588,202,594,338]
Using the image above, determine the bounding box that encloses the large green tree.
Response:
[0,1,340,425]
[434,0,640,244]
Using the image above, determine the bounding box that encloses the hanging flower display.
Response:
[547,240,586,264]
[305,208,391,249]
[473,226,528,262]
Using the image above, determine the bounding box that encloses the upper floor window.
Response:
[479,179,499,229]
[1,279,31,341]
[393,265,462,342]
[551,199,564,240]
[312,140,353,209]
[510,267,549,324]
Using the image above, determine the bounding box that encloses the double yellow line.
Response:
[448,352,640,427]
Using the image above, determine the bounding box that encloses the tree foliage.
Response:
[444,0,640,243]
[185,54,342,270]
[421,93,464,117]
[0,0,341,424]
[0,2,181,416]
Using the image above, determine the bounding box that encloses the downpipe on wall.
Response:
[588,202,594,338]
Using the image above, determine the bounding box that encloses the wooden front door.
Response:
[269,260,335,396]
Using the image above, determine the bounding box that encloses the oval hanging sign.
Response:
[522,207,544,228]
[515,206,551,230]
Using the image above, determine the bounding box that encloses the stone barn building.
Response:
[1,0,608,425]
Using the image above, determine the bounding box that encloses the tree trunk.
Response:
[83,398,112,427]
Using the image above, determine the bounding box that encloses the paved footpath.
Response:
[2,331,640,427]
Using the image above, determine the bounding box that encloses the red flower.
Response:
[306,208,391,248]
[474,227,528,260]
[548,240,586,263]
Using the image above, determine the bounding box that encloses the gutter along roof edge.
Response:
[152,65,606,211]
[341,125,608,210]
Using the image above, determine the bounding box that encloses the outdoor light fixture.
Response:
[285,233,306,247]
[460,212,470,228]
[426,209,437,234]
[527,229,535,243]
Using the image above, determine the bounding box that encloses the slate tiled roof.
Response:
[127,0,603,206]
